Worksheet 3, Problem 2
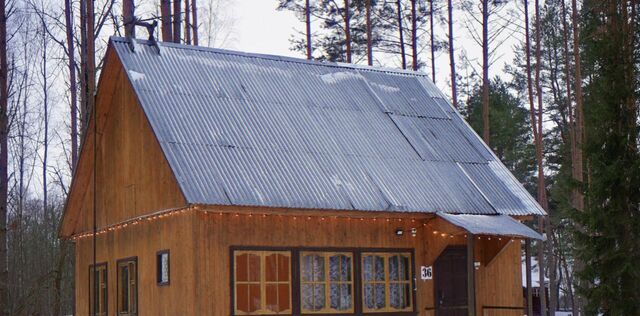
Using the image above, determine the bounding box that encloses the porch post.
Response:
[467,234,476,316]
[525,239,533,316]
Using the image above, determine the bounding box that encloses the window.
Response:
[234,251,292,315]
[89,263,108,316]
[157,250,170,285]
[231,248,414,315]
[361,253,412,313]
[118,258,138,316]
[300,252,354,313]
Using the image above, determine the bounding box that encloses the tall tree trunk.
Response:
[411,0,418,70]
[185,0,192,44]
[192,0,199,45]
[344,0,351,63]
[524,0,538,144]
[87,0,96,133]
[123,0,135,37]
[64,0,78,170]
[0,0,8,314]
[366,0,373,65]
[41,17,49,245]
[396,0,406,69]
[306,0,312,59]
[447,0,457,107]
[557,5,576,308]
[481,0,490,145]
[570,0,584,212]
[173,0,182,43]
[160,0,173,41]
[79,0,88,134]
[430,0,436,82]
[570,0,585,311]
[533,0,548,314]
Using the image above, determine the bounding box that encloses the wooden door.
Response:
[434,246,468,316]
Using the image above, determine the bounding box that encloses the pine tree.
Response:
[575,0,640,314]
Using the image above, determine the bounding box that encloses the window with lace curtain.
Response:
[361,252,412,313]
[300,252,354,314]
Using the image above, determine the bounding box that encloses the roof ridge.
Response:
[110,36,431,77]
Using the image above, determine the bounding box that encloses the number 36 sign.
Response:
[420,266,433,280]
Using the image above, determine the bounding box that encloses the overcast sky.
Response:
[210,0,521,96]
[231,0,302,57]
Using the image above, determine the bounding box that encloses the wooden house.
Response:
[59,37,545,316]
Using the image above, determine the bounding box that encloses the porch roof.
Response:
[437,212,544,240]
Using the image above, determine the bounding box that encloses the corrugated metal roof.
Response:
[111,37,546,216]
[437,213,544,240]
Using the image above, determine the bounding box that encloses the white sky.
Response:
[229,0,302,58]
[214,0,521,97]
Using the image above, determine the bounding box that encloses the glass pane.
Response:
[341,255,352,282]
[364,284,374,309]
[249,284,261,312]
[363,256,373,281]
[278,284,290,311]
[302,284,314,311]
[161,254,169,283]
[302,254,324,282]
[390,283,411,309]
[100,274,107,313]
[329,255,340,281]
[121,266,129,312]
[389,255,399,281]
[236,284,249,313]
[390,283,401,308]
[265,254,278,282]
[313,284,326,310]
[248,254,261,282]
[236,254,248,282]
[404,283,412,307]
[401,255,410,280]
[374,256,385,281]
[375,283,386,309]
[277,254,290,282]
[330,284,352,310]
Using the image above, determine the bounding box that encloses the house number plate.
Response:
[421,266,433,280]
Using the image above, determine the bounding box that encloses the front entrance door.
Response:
[434,246,468,316]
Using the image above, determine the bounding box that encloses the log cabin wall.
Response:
[65,48,186,236]
[74,212,196,315]
[193,207,524,316]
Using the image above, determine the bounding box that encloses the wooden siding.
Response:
[61,47,186,237]
[75,212,196,315]
[192,206,524,316]
[74,207,524,316]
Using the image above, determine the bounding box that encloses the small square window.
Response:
[157,250,170,285]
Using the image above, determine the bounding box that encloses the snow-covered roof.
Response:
[110,36,546,216]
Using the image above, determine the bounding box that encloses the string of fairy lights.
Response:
[71,205,519,243]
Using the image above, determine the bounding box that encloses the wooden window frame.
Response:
[361,252,413,313]
[299,251,355,314]
[157,250,170,286]
[117,257,139,316]
[233,250,293,315]
[230,246,416,316]
[89,262,108,316]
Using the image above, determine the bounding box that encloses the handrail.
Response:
[483,305,525,310]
